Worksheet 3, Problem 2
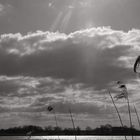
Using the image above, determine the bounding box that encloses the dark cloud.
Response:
[51,101,104,114]
[0,76,68,98]
[0,79,20,96]
[0,106,10,113]
[6,99,110,116]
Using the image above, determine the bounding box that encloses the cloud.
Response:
[0,76,68,109]
[0,4,5,13]
[0,3,12,16]
[0,75,115,125]
[0,75,136,119]
[0,27,138,90]
[0,75,106,110]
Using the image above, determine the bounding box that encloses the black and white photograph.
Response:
[0,0,140,140]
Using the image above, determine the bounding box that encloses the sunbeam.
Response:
[50,11,63,32]
[60,9,73,32]
[49,0,76,32]
[77,0,95,29]
[49,0,96,32]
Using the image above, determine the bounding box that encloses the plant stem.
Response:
[69,107,77,140]
[53,110,60,140]
[134,105,140,128]
[108,90,127,140]
[126,97,133,140]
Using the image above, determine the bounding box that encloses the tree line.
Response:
[0,124,140,136]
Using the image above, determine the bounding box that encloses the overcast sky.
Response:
[0,0,140,129]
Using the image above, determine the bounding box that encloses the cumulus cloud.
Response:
[0,27,138,89]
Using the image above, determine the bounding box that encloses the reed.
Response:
[47,106,60,140]
[134,105,140,128]
[116,81,133,140]
[126,97,133,140]
[68,107,77,140]
[108,90,127,140]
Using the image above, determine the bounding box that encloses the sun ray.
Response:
[59,0,76,32]
[77,0,95,29]
[50,11,63,32]
[60,10,73,32]
[49,0,95,33]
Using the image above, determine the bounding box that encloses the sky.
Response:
[0,0,140,129]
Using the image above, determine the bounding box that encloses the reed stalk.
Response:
[68,107,77,140]
[53,110,60,140]
[126,97,133,140]
[108,90,127,140]
[134,105,140,128]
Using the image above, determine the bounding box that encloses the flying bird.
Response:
[47,106,53,112]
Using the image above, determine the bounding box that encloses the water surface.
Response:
[0,136,139,140]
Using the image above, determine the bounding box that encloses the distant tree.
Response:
[1,124,140,136]
[76,126,81,131]
[85,126,92,131]
[99,124,112,134]
[44,125,53,131]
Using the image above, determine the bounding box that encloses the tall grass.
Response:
[108,90,127,140]
[47,106,60,140]
[134,105,140,128]
[68,107,77,140]
[126,96,133,140]
[116,82,133,140]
